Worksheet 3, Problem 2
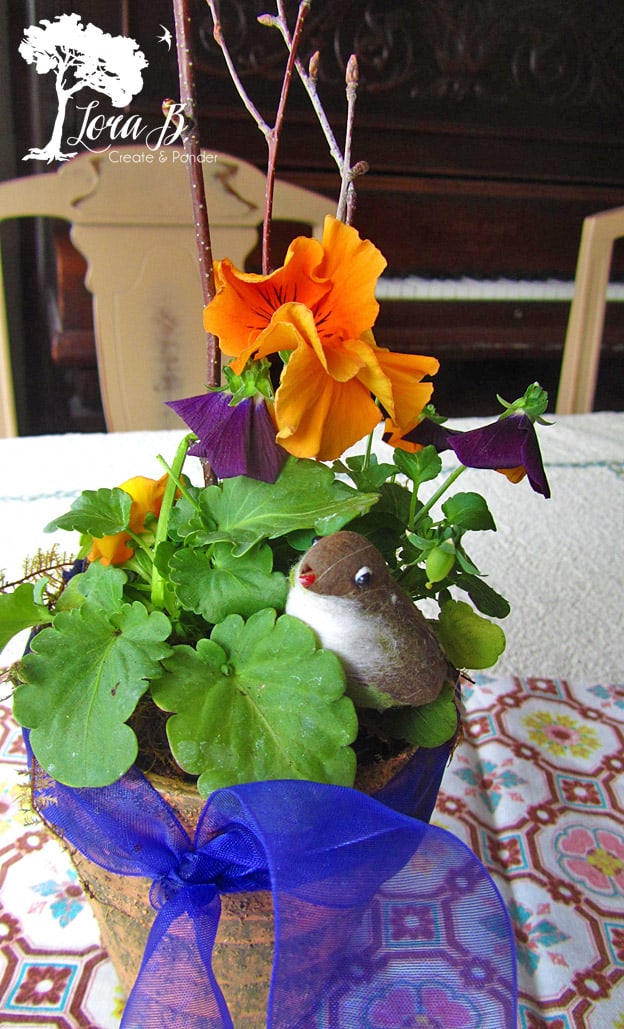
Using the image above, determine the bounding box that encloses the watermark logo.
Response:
[19,13,184,163]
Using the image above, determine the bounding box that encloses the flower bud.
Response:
[426,543,455,584]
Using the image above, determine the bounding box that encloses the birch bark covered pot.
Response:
[64,747,437,1027]
[24,531,463,1026]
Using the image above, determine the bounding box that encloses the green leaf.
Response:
[14,601,172,787]
[453,547,482,576]
[441,492,496,532]
[334,454,396,491]
[74,560,128,610]
[200,459,378,551]
[379,681,458,747]
[0,584,53,651]
[170,543,287,623]
[54,561,129,616]
[393,445,442,486]
[44,487,133,537]
[347,481,414,567]
[151,610,357,796]
[167,488,213,544]
[460,574,511,619]
[436,600,506,670]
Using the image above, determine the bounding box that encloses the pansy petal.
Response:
[87,474,169,566]
[517,417,551,498]
[88,533,134,566]
[347,338,437,425]
[402,417,458,453]
[372,349,439,427]
[497,465,526,485]
[120,475,169,535]
[323,337,368,383]
[274,345,381,460]
[383,416,426,453]
[450,415,533,470]
[167,392,287,482]
[405,412,551,498]
[254,303,329,371]
[315,217,387,339]
[204,237,331,360]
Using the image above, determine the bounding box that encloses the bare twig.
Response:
[207,0,311,272]
[274,2,344,172]
[337,54,358,224]
[207,0,271,135]
[172,0,215,313]
[272,3,367,222]
[262,1,311,272]
[172,0,219,485]
[205,0,368,251]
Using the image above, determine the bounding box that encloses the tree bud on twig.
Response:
[346,53,359,87]
[309,50,320,85]
[351,159,369,178]
[257,14,280,29]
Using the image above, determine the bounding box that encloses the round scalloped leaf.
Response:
[169,542,287,623]
[44,487,132,537]
[150,609,357,796]
[14,601,172,787]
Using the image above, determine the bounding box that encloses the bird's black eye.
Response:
[354,565,373,588]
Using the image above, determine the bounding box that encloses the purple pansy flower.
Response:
[403,411,550,498]
[167,391,288,483]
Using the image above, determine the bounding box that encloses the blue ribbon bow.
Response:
[29,743,517,1028]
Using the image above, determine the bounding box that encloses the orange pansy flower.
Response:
[88,474,169,566]
[204,216,439,461]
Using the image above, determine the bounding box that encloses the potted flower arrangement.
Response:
[0,2,549,1025]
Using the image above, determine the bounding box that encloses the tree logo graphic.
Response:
[19,13,148,163]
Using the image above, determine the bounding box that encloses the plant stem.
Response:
[151,433,195,609]
[125,529,156,563]
[361,428,374,474]
[172,0,219,486]
[1,562,75,591]
[413,465,467,530]
[156,451,202,510]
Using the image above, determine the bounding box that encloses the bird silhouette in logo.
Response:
[157,25,173,50]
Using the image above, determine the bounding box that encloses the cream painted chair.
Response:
[556,206,624,414]
[0,147,333,432]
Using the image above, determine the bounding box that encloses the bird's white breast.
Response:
[286,583,392,682]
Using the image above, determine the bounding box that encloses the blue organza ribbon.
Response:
[28,740,517,1028]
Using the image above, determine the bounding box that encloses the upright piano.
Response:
[11,0,624,428]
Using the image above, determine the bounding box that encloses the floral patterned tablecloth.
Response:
[0,673,622,1027]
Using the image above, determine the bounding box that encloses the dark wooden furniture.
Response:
[7,0,624,429]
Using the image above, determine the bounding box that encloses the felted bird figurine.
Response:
[286,530,455,711]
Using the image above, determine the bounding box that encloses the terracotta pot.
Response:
[65,752,417,1027]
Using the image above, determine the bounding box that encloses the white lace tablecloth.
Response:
[0,413,623,1025]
